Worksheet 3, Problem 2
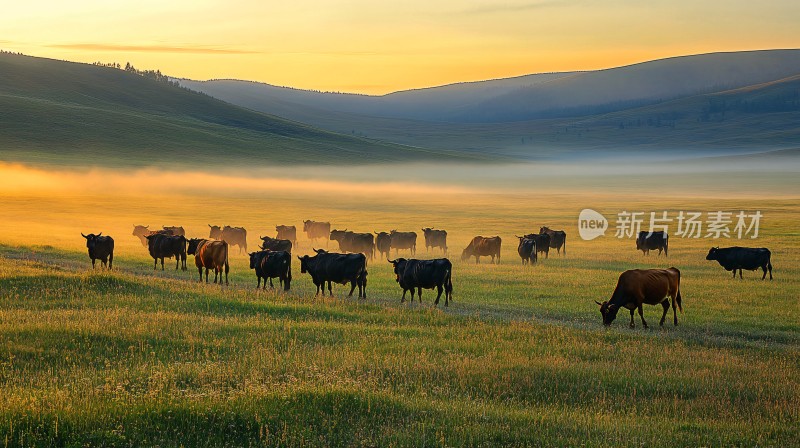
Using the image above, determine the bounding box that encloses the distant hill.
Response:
[179,50,800,123]
[0,53,481,168]
[178,61,800,159]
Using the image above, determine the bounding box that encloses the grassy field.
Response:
[0,171,797,447]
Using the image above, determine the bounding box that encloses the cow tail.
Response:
[445,268,453,299]
[224,241,230,275]
[676,288,683,313]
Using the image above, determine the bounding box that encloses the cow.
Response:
[331,230,375,260]
[259,235,293,253]
[515,236,537,265]
[706,247,773,280]
[595,268,683,328]
[187,238,229,285]
[82,233,114,269]
[208,224,222,240]
[523,233,551,258]
[249,250,292,291]
[303,220,331,244]
[297,251,367,298]
[132,225,151,246]
[375,232,391,260]
[421,228,448,255]
[461,236,502,264]
[222,226,248,254]
[389,258,453,306]
[539,227,566,256]
[636,231,669,256]
[275,225,297,246]
[389,230,417,256]
[162,226,185,236]
[146,233,187,271]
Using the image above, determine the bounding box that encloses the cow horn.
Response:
[145,225,149,228]
[81,233,88,238]
[97,232,102,237]
[388,259,396,263]
[594,301,603,306]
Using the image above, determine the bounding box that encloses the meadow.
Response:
[0,166,797,446]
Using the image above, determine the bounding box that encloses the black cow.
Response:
[260,235,293,253]
[516,236,537,265]
[249,250,292,291]
[596,268,683,328]
[389,258,453,306]
[540,227,566,256]
[390,230,417,256]
[82,233,114,269]
[375,231,391,260]
[421,228,448,255]
[706,247,773,280]
[297,251,367,298]
[146,233,188,271]
[523,233,551,258]
[636,231,669,256]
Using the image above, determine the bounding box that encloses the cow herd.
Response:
[78,221,775,325]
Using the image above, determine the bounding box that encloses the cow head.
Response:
[330,229,348,242]
[248,251,265,269]
[208,225,222,240]
[187,238,204,255]
[297,255,310,273]
[595,300,619,326]
[82,232,101,250]
[706,247,719,261]
[422,227,432,235]
[461,247,471,261]
[388,258,407,282]
[132,225,149,236]
[303,220,312,231]
[540,227,549,234]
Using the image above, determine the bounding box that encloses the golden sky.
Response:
[3,0,799,94]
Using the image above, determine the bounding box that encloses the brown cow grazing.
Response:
[304,220,331,244]
[82,233,114,269]
[187,238,230,285]
[596,268,683,328]
[132,225,151,246]
[276,225,297,246]
[390,230,417,256]
[222,226,248,254]
[421,228,448,255]
[163,225,186,236]
[461,236,502,264]
[539,226,566,256]
[375,231,391,260]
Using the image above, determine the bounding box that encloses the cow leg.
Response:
[161,258,165,271]
[91,258,96,269]
[328,281,333,296]
[629,309,635,328]
[739,269,743,279]
[175,258,179,270]
[731,269,736,279]
[205,268,210,283]
[475,256,480,264]
[768,263,773,280]
[434,285,443,306]
[638,305,648,329]
[409,288,415,303]
[108,254,113,270]
[269,278,275,289]
[418,287,423,302]
[761,265,768,280]
[660,301,669,326]
[347,280,357,297]
[401,289,407,303]
[257,277,261,289]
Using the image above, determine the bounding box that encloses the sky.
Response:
[2,0,799,94]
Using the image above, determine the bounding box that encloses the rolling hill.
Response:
[181,50,800,159]
[0,53,484,168]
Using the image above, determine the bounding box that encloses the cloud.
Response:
[47,43,258,55]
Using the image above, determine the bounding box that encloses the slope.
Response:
[0,53,481,168]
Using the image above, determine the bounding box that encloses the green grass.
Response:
[0,53,483,167]
[0,188,797,446]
